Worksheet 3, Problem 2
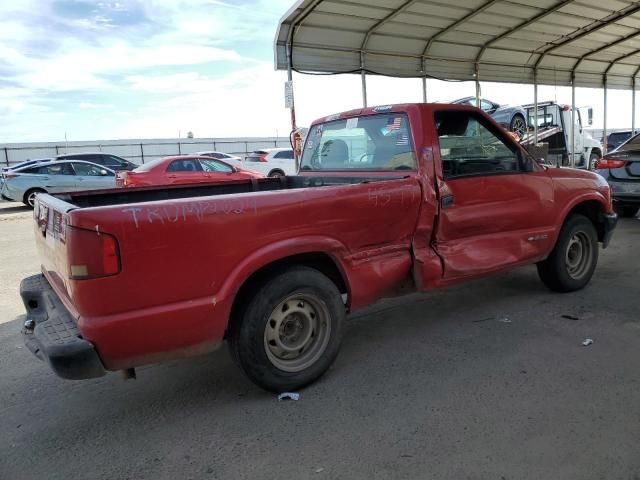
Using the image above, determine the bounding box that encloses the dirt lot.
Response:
[1,200,639,480]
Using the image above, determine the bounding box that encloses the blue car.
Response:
[595,132,640,218]
[452,97,528,139]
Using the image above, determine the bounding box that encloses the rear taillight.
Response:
[595,157,626,169]
[67,227,121,279]
[259,155,267,162]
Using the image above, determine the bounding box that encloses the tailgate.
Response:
[33,194,78,302]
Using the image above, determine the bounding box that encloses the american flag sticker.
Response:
[387,117,402,131]
[396,133,409,146]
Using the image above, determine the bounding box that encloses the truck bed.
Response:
[58,175,404,208]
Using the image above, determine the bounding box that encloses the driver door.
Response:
[432,109,555,280]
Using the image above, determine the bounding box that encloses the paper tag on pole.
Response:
[284,81,294,109]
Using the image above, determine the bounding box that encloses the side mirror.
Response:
[587,108,593,126]
[100,169,109,176]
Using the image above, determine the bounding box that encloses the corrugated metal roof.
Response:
[274,0,640,89]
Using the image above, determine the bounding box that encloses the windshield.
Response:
[300,113,416,171]
[615,132,640,152]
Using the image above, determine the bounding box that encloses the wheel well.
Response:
[566,200,606,242]
[590,148,602,158]
[226,252,348,336]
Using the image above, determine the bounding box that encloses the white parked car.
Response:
[195,151,243,163]
[243,148,296,177]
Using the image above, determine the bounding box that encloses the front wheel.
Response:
[589,152,601,170]
[228,266,345,392]
[537,214,598,292]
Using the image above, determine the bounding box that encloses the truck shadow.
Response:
[0,204,30,216]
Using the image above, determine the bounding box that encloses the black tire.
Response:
[228,266,345,392]
[615,205,639,218]
[537,214,598,292]
[589,152,601,170]
[268,169,285,178]
[509,114,527,140]
[23,188,45,209]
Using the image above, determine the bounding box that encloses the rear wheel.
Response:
[537,214,598,292]
[23,188,45,209]
[509,114,527,140]
[228,266,345,392]
[268,169,285,178]
[615,205,639,218]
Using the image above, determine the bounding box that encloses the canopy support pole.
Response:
[603,75,608,155]
[421,58,428,103]
[633,77,637,135]
[474,63,481,107]
[571,73,576,168]
[533,69,538,146]
[286,41,298,171]
[360,51,368,108]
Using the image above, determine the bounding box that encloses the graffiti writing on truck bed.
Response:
[122,198,258,229]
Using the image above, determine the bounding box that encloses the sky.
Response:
[0,0,636,143]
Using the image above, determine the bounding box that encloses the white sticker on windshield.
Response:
[346,117,358,129]
[306,140,313,149]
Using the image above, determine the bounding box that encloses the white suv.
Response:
[244,148,296,177]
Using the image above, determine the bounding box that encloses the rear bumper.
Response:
[20,274,105,380]
[602,212,618,249]
[612,194,640,205]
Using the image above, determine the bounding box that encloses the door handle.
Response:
[441,195,454,209]
[168,175,177,178]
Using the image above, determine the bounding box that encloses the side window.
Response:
[435,111,521,179]
[167,159,202,172]
[107,155,126,166]
[480,100,494,112]
[46,163,75,175]
[200,160,233,173]
[72,162,109,176]
[274,150,294,159]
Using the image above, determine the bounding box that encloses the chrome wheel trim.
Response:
[565,231,593,280]
[263,293,331,373]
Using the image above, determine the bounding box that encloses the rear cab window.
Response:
[300,113,416,171]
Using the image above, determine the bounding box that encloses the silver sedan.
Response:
[0,160,117,208]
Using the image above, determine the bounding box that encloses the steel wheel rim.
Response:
[565,231,593,280]
[512,117,526,139]
[28,191,38,207]
[264,293,331,372]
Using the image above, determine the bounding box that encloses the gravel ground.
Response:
[0,200,639,480]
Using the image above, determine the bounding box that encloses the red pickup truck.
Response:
[20,103,617,392]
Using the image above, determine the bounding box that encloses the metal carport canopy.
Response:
[274,0,640,90]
